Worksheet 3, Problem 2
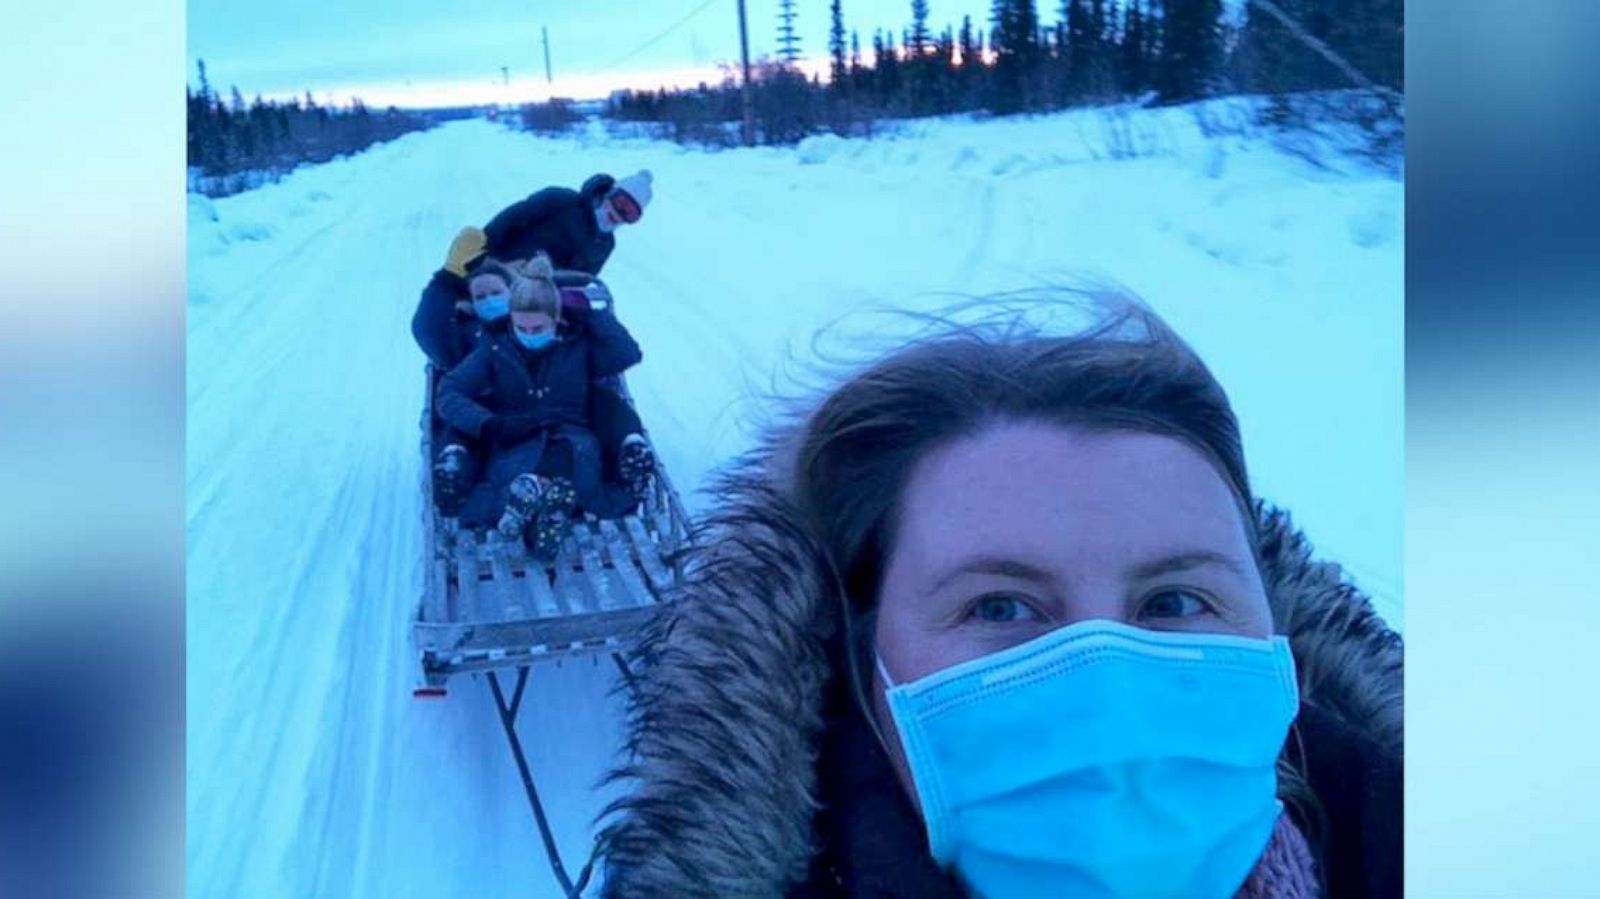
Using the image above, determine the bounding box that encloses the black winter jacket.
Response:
[411,269,491,370]
[434,308,641,441]
[482,174,616,274]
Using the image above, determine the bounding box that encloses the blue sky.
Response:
[188,0,1007,107]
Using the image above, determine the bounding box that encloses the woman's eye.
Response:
[1140,589,1214,620]
[965,594,1041,624]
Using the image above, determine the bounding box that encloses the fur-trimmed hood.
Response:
[594,436,1404,898]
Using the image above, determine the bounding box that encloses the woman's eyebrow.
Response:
[1127,550,1250,580]
[928,556,1057,594]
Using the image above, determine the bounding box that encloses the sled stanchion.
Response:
[488,668,592,899]
[611,652,641,700]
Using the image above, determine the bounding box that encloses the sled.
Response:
[414,271,689,687]
[411,270,689,897]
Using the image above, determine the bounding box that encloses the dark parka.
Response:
[435,308,643,524]
[410,269,489,371]
[593,435,1405,899]
[435,306,641,440]
[483,174,617,275]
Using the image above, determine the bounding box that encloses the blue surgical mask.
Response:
[878,619,1298,899]
[514,329,556,352]
[473,292,510,322]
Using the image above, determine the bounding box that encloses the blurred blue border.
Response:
[1407,1,1600,895]
[0,1,186,896]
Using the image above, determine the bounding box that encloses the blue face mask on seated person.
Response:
[514,329,556,352]
[472,292,510,322]
[877,618,1299,899]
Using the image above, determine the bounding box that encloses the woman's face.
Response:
[871,422,1273,797]
[510,310,555,338]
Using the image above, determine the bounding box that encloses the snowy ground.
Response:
[187,102,1401,898]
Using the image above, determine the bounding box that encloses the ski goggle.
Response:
[610,190,642,224]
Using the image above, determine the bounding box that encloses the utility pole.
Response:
[737,0,754,145]
[541,26,553,83]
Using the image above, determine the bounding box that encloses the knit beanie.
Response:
[614,169,653,211]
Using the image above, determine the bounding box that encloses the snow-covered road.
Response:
[188,107,1401,898]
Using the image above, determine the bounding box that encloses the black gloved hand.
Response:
[481,414,543,447]
[500,413,543,444]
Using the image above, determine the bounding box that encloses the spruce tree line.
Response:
[605,0,1401,147]
[187,60,431,196]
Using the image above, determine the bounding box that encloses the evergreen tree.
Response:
[909,0,932,56]
[881,31,902,104]
[1120,0,1148,92]
[1017,0,1042,64]
[990,0,1016,56]
[1153,0,1223,102]
[1142,0,1161,74]
[989,0,1042,112]
[1065,0,1092,95]
[196,59,215,108]
[936,26,958,112]
[850,29,867,95]
[829,0,848,89]
[871,30,888,104]
[1088,0,1111,95]
[186,87,204,170]
[777,0,802,66]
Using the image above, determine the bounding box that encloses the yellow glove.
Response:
[444,226,488,278]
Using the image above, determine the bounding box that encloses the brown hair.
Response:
[469,257,518,288]
[793,295,1264,619]
[789,292,1321,835]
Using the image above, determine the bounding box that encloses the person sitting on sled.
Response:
[414,227,656,515]
[435,255,646,559]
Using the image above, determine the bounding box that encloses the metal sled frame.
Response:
[412,271,688,898]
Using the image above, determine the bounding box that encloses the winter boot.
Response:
[497,473,545,539]
[617,434,656,505]
[526,477,578,562]
[433,444,472,514]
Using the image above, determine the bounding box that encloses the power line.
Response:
[1247,0,1397,99]
[592,0,724,75]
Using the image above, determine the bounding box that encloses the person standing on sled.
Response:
[435,255,645,560]
[483,169,653,275]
